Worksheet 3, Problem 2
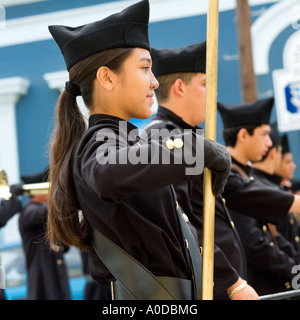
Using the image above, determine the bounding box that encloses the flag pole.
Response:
[202,0,219,300]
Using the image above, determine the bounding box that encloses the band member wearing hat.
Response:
[46,0,231,300]
[236,123,300,295]
[275,134,297,190]
[218,99,300,217]
[144,43,259,300]
[269,133,300,266]
[19,168,71,300]
[218,99,300,295]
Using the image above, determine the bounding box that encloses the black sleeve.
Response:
[0,195,22,228]
[77,123,205,202]
[223,171,294,225]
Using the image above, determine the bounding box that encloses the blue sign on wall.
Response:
[285,81,300,114]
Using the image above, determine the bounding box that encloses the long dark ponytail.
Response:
[47,47,133,251]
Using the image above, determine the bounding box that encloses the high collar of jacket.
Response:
[231,156,252,176]
[156,106,203,132]
[250,167,283,186]
[88,113,140,143]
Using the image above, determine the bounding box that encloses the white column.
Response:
[0,77,30,184]
[43,71,89,126]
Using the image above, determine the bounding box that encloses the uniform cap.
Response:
[218,97,274,129]
[291,179,300,192]
[49,0,150,71]
[269,122,281,147]
[151,41,206,77]
[280,134,290,154]
[21,167,49,184]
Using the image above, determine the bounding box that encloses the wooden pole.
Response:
[236,0,258,102]
[202,0,219,300]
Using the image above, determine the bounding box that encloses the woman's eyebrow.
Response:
[140,57,151,63]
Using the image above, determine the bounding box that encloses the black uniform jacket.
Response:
[144,106,245,297]
[19,201,71,300]
[223,158,294,225]
[260,172,300,255]
[73,114,204,286]
[250,168,300,256]
[0,195,21,228]
[250,168,300,292]
[224,160,296,295]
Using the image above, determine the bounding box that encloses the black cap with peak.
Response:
[280,134,290,154]
[151,41,206,77]
[49,0,150,71]
[291,179,300,192]
[21,167,49,184]
[218,97,274,129]
[269,122,281,147]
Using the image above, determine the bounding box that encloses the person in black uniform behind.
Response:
[145,43,259,300]
[275,134,297,190]
[218,99,300,221]
[46,0,231,300]
[218,100,300,295]
[271,133,300,274]
[19,168,71,300]
[0,171,22,300]
[244,123,300,294]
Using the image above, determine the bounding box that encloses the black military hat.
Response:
[151,41,206,77]
[218,97,274,129]
[49,0,150,71]
[280,134,290,154]
[21,167,49,184]
[269,122,281,147]
[291,179,300,193]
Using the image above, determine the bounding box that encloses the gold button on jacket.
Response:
[166,139,174,150]
[174,138,184,148]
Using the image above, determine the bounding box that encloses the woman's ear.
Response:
[96,66,115,91]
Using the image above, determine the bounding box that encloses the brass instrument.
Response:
[22,182,50,196]
[0,169,49,200]
[0,169,11,200]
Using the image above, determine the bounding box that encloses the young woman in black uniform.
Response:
[47,0,230,300]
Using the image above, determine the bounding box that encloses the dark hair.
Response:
[47,47,133,251]
[260,127,281,162]
[222,124,258,147]
[155,72,195,103]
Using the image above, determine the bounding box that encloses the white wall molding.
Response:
[0,0,278,48]
[43,70,68,91]
[283,29,300,71]
[0,77,30,184]
[1,0,46,7]
[251,0,300,75]
[43,71,89,125]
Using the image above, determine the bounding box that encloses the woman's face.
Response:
[113,48,159,121]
